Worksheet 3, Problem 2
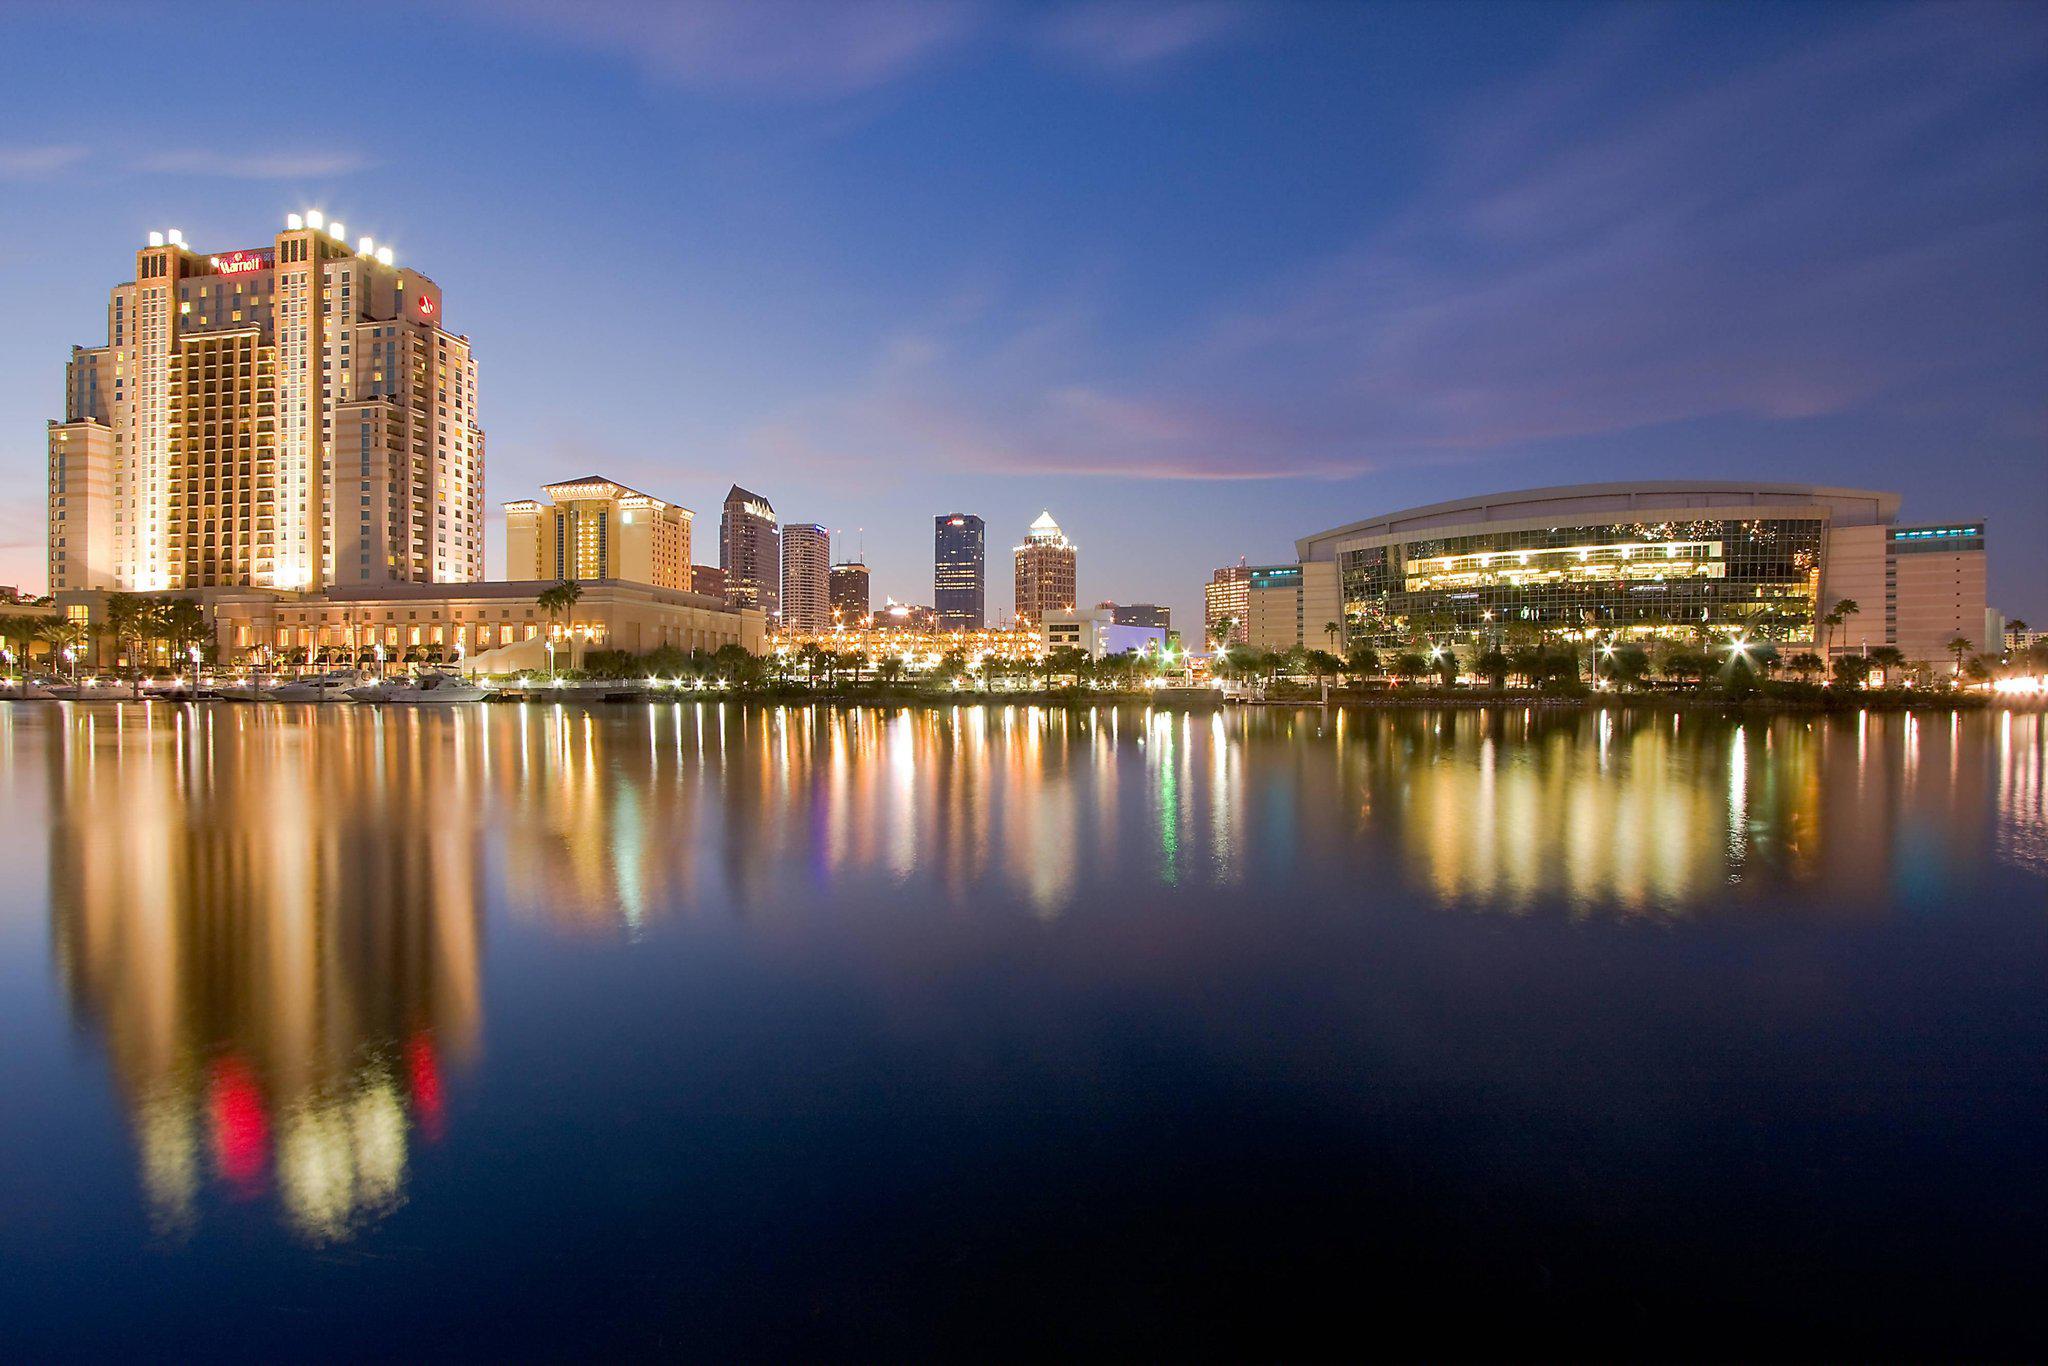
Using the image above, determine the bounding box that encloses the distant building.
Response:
[503,476,690,590]
[934,514,986,630]
[719,485,779,617]
[1204,562,1250,648]
[691,565,726,602]
[0,586,18,604]
[1013,511,1077,626]
[873,599,940,630]
[1101,602,1170,632]
[780,522,830,633]
[830,561,871,621]
[1041,608,1166,660]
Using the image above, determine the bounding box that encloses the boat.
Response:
[346,671,492,705]
[43,679,113,701]
[212,674,282,701]
[0,679,55,700]
[270,670,370,702]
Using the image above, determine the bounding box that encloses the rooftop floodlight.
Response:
[166,228,183,245]
[358,235,374,255]
[375,246,393,266]
[286,212,304,230]
[327,220,346,241]
[148,231,165,247]
[305,209,324,229]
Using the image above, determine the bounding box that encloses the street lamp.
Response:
[61,645,76,682]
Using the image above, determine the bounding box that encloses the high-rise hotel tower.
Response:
[48,213,483,594]
[1013,511,1077,626]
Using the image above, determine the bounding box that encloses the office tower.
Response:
[830,561,871,622]
[719,485,779,616]
[503,476,690,589]
[47,213,483,593]
[1204,562,1250,647]
[780,522,830,633]
[1102,602,1171,632]
[1013,511,1077,626]
[934,513,986,629]
[691,565,727,602]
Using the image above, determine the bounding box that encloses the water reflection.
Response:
[44,706,483,1241]
[26,701,2043,1241]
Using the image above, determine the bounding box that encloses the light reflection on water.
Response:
[2,701,2042,1250]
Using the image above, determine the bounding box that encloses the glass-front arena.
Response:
[1297,483,1901,651]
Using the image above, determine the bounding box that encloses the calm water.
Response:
[0,702,2042,1359]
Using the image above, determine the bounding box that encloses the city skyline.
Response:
[2,2,2044,633]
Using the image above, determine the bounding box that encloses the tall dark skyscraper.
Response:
[934,513,985,630]
[719,485,779,617]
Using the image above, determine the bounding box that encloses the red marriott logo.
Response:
[213,249,272,276]
[417,295,438,318]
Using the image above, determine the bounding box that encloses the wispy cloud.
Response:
[1200,2,2048,457]
[1037,0,1252,73]
[471,0,986,99]
[0,144,88,178]
[746,3,2048,483]
[131,149,376,179]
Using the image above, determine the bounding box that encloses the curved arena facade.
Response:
[1297,482,1910,653]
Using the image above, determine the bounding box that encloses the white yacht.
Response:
[347,671,492,705]
[213,674,282,702]
[42,679,112,701]
[270,670,369,702]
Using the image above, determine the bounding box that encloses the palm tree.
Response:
[1866,645,1907,686]
[536,580,582,674]
[105,593,151,698]
[1945,634,1973,678]
[1323,620,1342,654]
[36,617,85,680]
[1821,598,1860,656]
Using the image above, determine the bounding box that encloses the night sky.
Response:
[2,0,2042,628]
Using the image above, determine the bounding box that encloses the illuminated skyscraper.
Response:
[719,485,779,616]
[934,513,985,629]
[830,561,871,621]
[1204,562,1250,647]
[781,522,830,633]
[47,213,483,593]
[503,476,690,589]
[1013,511,1077,626]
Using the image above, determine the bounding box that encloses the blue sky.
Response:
[2,0,2043,627]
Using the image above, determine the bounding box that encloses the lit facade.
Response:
[1887,523,1989,660]
[830,561,871,621]
[780,522,830,633]
[719,485,779,617]
[1204,562,1249,647]
[503,476,690,590]
[48,214,483,594]
[934,513,986,629]
[1297,482,1987,658]
[1013,511,1076,625]
[1041,609,1167,660]
[770,618,1045,673]
[1244,562,1342,652]
[207,578,762,666]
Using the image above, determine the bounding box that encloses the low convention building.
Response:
[1286,481,1990,662]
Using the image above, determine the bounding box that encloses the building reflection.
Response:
[47,706,483,1242]
[41,702,2037,1235]
[456,702,2038,934]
